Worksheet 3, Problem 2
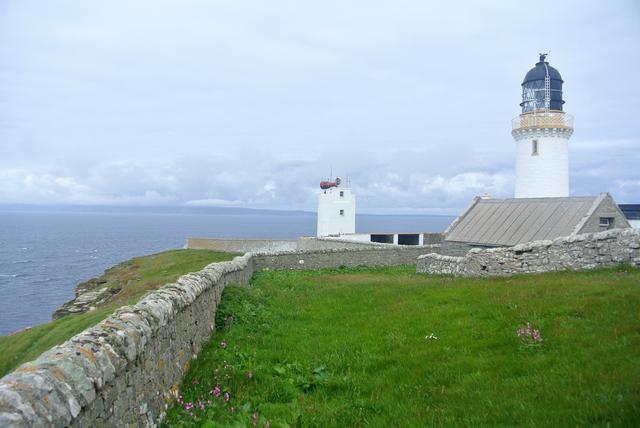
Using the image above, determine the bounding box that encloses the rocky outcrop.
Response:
[53,276,125,319]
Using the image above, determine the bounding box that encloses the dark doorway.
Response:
[371,234,394,244]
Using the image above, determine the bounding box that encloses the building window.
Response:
[339,209,344,216]
[599,217,614,228]
[339,191,344,197]
[531,139,539,156]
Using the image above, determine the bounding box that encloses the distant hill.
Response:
[0,204,314,216]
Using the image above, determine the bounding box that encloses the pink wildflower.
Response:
[220,340,228,349]
[533,329,543,342]
[213,385,221,397]
[252,412,259,426]
[224,392,230,402]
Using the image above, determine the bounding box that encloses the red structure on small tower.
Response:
[319,177,341,190]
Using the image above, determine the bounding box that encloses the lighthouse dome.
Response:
[520,54,565,113]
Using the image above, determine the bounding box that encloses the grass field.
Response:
[164,264,640,427]
[0,249,237,377]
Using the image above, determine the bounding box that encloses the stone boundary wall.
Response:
[0,245,440,427]
[187,237,297,253]
[253,245,442,271]
[296,237,395,251]
[0,254,255,427]
[417,228,640,277]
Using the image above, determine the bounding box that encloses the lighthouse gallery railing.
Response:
[512,111,574,131]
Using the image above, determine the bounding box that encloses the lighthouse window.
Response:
[532,140,539,156]
[340,191,344,197]
[339,209,344,216]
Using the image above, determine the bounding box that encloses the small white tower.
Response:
[316,177,356,237]
[512,54,574,198]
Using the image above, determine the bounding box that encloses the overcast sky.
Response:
[1,1,638,214]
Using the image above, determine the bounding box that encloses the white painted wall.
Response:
[514,128,571,198]
[629,220,640,229]
[336,232,426,245]
[317,187,356,237]
[337,233,371,242]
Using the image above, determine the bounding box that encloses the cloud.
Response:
[0,1,639,212]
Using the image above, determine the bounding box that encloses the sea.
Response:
[0,207,454,336]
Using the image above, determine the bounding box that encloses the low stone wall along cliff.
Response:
[0,255,255,427]
[417,228,640,276]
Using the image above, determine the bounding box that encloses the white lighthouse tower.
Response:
[512,54,574,198]
[316,177,356,237]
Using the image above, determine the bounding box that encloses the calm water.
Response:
[0,209,453,335]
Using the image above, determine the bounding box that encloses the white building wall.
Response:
[317,187,356,237]
[514,128,570,198]
[629,220,640,229]
[337,233,371,242]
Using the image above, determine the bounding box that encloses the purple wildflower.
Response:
[224,392,230,402]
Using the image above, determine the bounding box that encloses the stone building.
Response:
[441,193,630,255]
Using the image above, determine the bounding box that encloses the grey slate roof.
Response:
[445,196,599,246]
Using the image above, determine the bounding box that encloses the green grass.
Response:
[0,249,237,377]
[164,264,640,427]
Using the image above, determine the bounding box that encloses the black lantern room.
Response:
[520,54,564,113]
